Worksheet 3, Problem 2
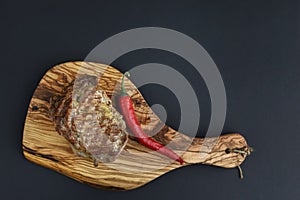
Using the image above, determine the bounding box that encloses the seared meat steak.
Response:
[50,75,128,166]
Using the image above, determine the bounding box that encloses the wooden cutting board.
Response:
[22,61,251,190]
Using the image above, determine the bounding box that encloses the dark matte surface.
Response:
[1,0,299,199]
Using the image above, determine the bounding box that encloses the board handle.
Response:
[179,133,252,168]
[154,127,252,169]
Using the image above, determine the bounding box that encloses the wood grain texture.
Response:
[23,61,251,190]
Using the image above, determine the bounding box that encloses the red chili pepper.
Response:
[118,72,184,165]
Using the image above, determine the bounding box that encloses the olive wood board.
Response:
[22,61,250,190]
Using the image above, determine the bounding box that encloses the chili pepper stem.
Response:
[120,72,130,96]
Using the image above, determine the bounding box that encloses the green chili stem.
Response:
[120,72,130,96]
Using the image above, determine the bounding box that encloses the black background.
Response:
[1,0,300,199]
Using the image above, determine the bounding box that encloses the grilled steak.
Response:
[50,75,128,166]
